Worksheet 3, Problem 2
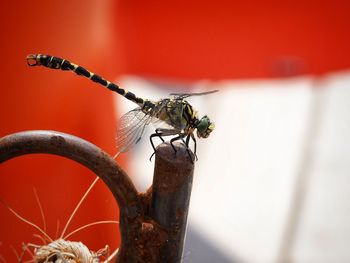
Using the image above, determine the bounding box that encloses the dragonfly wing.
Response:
[116,108,153,152]
[151,118,175,130]
[169,89,219,99]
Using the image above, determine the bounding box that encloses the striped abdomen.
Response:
[26,54,145,107]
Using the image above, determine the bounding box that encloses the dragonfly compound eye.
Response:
[196,115,214,138]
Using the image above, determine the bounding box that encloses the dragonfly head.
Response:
[196,115,215,138]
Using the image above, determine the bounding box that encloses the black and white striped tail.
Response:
[26,54,145,106]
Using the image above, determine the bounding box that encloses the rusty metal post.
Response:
[150,142,195,263]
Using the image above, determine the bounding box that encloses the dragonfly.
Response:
[26,54,217,161]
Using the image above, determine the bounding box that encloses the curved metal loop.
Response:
[0,130,142,220]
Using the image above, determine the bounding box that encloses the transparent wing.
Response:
[116,101,185,152]
[169,89,219,99]
[116,108,155,152]
[151,117,175,130]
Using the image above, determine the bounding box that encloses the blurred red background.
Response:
[1,0,350,261]
[117,1,350,79]
[0,1,123,261]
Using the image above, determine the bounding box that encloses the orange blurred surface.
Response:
[0,1,124,261]
[116,1,350,80]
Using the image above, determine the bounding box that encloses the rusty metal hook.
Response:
[0,130,194,263]
[0,130,142,218]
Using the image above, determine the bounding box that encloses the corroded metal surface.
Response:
[151,142,195,262]
[0,131,195,263]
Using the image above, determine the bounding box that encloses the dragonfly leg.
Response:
[185,134,190,147]
[168,134,196,163]
[149,132,163,161]
[155,128,165,142]
[149,151,156,161]
[180,134,197,162]
[182,135,195,163]
[180,135,189,148]
[170,133,197,163]
[191,133,198,161]
[170,134,186,154]
[150,129,166,153]
[149,128,179,161]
